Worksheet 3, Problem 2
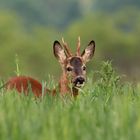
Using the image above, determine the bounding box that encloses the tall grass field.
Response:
[0,62,140,140]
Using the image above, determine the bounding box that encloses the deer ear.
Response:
[81,40,95,63]
[53,41,66,63]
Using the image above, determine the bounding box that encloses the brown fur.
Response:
[3,38,95,97]
[53,38,95,97]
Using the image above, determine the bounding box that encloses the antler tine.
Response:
[76,36,81,56]
[62,37,72,57]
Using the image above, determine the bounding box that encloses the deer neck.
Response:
[59,71,79,96]
[59,72,70,95]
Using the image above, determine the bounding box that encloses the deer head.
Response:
[53,37,95,96]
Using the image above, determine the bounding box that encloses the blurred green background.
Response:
[0,0,140,81]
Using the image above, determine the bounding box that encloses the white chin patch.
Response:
[75,82,85,88]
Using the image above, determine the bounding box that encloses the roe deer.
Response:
[53,37,95,96]
[3,37,95,97]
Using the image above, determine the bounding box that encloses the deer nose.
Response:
[75,77,85,85]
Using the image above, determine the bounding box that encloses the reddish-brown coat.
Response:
[3,38,95,98]
[5,76,48,97]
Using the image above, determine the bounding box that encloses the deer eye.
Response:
[66,67,73,72]
[83,66,86,71]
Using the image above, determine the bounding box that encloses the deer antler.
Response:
[76,36,81,56]
[62,37,72,57]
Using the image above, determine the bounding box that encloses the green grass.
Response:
[0,61,140,140]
